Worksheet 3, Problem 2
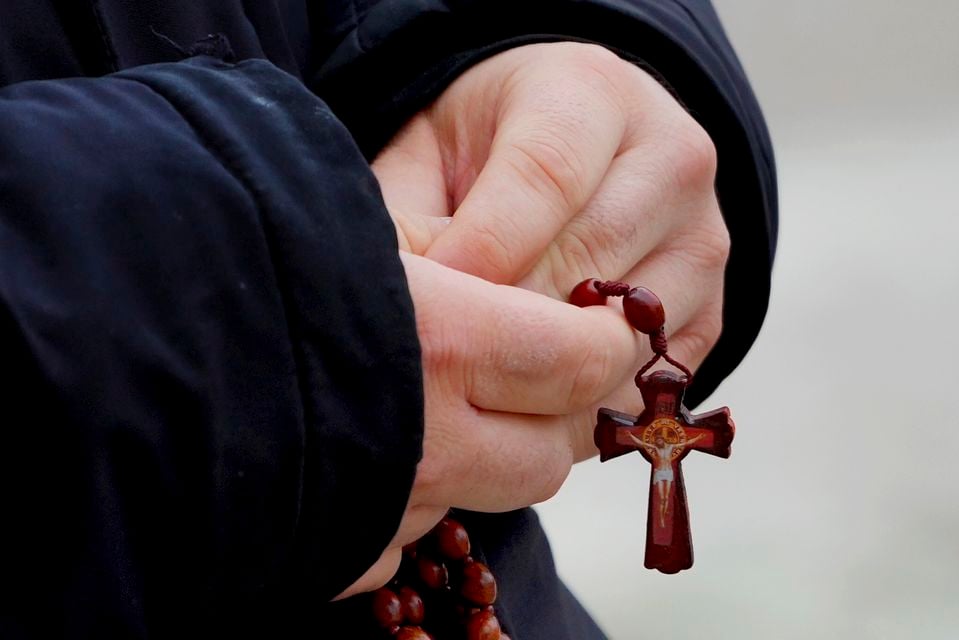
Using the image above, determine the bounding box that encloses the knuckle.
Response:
[468,223,519,281]
[548,231,603,294]
[568,42,624,67]
[567,43,631,83]
[415,427,449,495]
[533,464,572,504]
[552,43,632,139]
[415,306,478,405]
[667,212,731,275]
[416,308,462,370]
[536,41,628,79]
[697,215,732,270]
[714,218,732,262]
[416,403,475,498]
[676,304,724,364]
[666,116,719,192]
[510,130,586,215]
[567,340,614,409]
[527,442,574,504]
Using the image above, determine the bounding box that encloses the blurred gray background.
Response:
[537,2,959,638]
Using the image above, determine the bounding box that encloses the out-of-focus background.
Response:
[537,2,959,638]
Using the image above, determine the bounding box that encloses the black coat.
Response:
[0,1,776,637]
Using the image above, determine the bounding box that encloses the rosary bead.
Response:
[460,560,497,606]
[465,609,501,640]
[569,278,608,307]
[372,588,404,628]
[395,626,432,640]
[398,587,425,625]
[417,556,449,590]
[623,286,666,334]
[434,518,471,560]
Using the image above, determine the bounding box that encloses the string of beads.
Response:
[569,278,693,381]
[371,515,509,640]
[370,278,682,638]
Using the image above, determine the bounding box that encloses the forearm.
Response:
[0,56,421,635]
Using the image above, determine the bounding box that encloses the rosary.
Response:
[369,279,735,638]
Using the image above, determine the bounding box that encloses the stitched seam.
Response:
[88,0,119,72]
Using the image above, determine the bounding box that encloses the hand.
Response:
[374,41,730,391]
[336,252,641,598]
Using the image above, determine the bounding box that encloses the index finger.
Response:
[405,253,642,416]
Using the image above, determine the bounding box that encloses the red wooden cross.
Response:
[594,369,734,574]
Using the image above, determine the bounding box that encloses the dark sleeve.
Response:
[309,0,777,407]
[0,56,421,636]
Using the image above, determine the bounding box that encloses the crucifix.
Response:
[594,369,734,573]
[569,278,736,574]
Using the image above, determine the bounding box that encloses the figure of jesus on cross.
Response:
[627,431,704,528]
[594,369,734,573]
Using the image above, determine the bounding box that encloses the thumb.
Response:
[372,114,454,255]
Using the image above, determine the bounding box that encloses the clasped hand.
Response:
[339,42,730,598]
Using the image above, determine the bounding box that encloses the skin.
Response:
[339,42,730,598]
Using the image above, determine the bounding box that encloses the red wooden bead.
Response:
[417,555,449,590]
[465,609,502,640]
[398,586,425,625]
[460,559,497,606]
[623,286,665,334]
[434,518,471,560]
[569,278,608,307]
[372,587,404,628]
[396,626,432,640]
